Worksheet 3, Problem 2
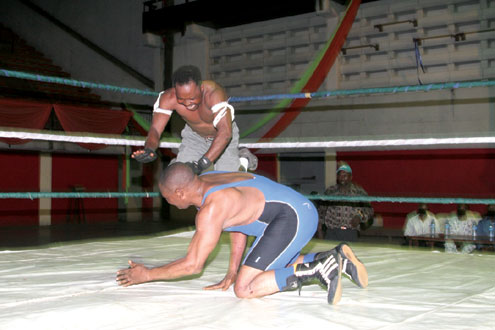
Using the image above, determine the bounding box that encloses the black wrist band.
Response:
[198,156,212,170]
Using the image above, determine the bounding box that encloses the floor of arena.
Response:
[0,225,494,330]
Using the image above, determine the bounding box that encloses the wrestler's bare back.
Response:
[199,172,265,229]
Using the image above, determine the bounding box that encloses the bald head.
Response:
[159,162,195,192]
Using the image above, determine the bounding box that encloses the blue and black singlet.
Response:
[201,172,318,271]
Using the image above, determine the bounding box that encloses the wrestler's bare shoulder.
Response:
[202,81,225,99]
[202,80,223,91]
[159,88,179,107]
[200,173,264,226]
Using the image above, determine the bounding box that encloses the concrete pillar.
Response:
[324,151,337,189]
[152,160,163,221]
[39,152,52,226]
[173,24,213,78]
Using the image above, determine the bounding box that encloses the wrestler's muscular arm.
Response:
[145,116,170,151]
[132,91,173,160]
[202,85,233,163]
[145,91,175,150]
[116,201,224,286]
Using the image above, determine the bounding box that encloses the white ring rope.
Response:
[240,137,495,149]
[1,128,494,150]
[0,128,180,148]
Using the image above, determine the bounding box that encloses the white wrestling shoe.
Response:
[239,147,258,171]
[286,250,343,305]
[315,243,368,288]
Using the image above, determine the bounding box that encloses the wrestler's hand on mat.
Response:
[132,148,157,163]
[116,260,151,287]
[203,272,237,291]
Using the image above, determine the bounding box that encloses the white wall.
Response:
[171,0,495,142]
[2,0,493,139]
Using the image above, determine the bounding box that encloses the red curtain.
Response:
[0,151,40,226]
[337,149,495,228]
[51,154,119,224]
[53,104,132,150]
[0,98,52,145]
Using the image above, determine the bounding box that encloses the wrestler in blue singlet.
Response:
[200,172,318,271]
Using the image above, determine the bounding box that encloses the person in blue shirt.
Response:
[475,204,495,250]
[116,162,368,305]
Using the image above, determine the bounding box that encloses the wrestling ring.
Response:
[0,69,494,330]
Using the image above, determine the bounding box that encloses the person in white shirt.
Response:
[440,204,481,253]
[403,204,439,245]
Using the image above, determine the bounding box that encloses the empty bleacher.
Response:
[0,23,105,106]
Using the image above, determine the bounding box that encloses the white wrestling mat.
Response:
[0,229,494,330]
